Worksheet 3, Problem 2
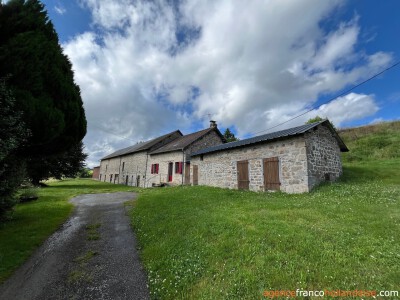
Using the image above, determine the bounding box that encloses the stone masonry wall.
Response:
[147,151,184,186]
[99,157,121,183]
[118,151,149,187]
[185,130,224,160]
[100,151,148,187]
[191,135,310,193]
[146,129,224,186]
[304,124,343,190]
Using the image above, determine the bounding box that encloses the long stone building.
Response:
[190,120,348,193]
[98,119,348,193]
[99,121,224,187]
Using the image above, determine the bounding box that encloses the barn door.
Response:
[193,165,198,185]
[264,157,280,191]
[184,162,191,184]
[237,160,249,190]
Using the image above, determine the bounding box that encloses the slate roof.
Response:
[101,130,182,160]
[191,120,348,157]
[150,127,224,154]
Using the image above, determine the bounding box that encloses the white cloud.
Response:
[63,0,392,167]
[54,5,66,15]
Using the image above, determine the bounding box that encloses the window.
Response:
[175,162,183,174]
[151,164,159,174]
[122,162,125,171]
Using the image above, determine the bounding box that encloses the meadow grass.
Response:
[130,160,400,299]
[0,178,138,283]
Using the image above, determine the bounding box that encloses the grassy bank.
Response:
[0,178,137,283]
[131,161,400,299]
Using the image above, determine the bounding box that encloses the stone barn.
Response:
[99,130,183,187]
[147,121,225,186]
[92,166,100,180]
[190,120,348,193]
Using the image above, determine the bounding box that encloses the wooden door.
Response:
[263,157,280,191]
[168,162,173,182]
[193,165,198,185]
[237,160,249,190]
[184,162,191,184]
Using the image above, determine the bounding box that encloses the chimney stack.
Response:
[210,120,217,128]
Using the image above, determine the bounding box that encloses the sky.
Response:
[39,0,400,167]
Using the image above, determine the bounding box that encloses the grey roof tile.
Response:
[101,130,182,160]
[191,120,348,156]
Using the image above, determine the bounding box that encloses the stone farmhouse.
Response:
[190,120,348,193]
[99,121,224,187]
[98,119,348,193]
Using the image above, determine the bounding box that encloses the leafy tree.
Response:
[223,128,239,143]
[306,116,337,130]
[0,0,86,156]
[77,168,93,178]
[0,78,28,218]
[306,116,324,124]
[27,141,88,185]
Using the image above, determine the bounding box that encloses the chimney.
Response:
[210,120,217,128]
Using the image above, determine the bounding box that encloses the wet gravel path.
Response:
[0,192,150,300]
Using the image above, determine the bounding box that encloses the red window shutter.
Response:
[179,162,183,174]
[156,164,159,174]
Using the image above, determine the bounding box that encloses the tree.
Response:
[306,116,337,130]
[0,78,28,218]
[0,0,86,157]
[27,141,88,185]
[306,116,324,124]
[223,128,239,143]
[0,0,87,188]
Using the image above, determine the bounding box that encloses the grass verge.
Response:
[131,161,400,299]
[0,178,138,283]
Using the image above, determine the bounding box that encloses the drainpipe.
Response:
[144,152,149,188]
[118,156,122,184]
[182,150,185,186]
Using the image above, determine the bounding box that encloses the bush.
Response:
[0,158,26,220]
[19,187,39,202]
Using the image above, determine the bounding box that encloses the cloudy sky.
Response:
[40,0,400,167]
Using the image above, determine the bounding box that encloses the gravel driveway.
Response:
[0,192,150,300]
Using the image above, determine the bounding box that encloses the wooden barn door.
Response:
[184,162,191,184]
[237,160,249,190]
[193,165,198,185]
[263,157,280,191]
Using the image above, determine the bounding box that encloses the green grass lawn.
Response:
[130,160,400,299]
[0,178,138,283]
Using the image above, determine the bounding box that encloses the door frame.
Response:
[168,162,173,182]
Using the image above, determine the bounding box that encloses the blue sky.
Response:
[40,0,400,167]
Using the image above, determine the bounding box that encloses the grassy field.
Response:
[130,121,400,299]
[131,164,400,299]
[0,178,137,283]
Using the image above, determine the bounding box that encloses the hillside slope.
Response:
[339,120,400,162]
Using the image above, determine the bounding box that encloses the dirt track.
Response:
[0,192,149,300]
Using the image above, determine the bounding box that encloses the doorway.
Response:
[168,162,173,182]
